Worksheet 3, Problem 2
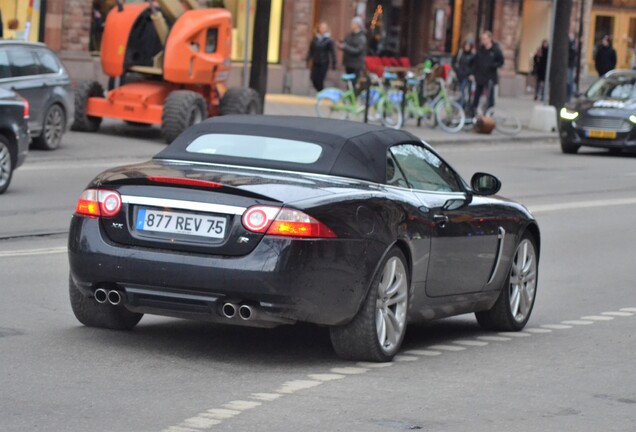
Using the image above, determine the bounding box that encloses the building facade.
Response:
[1,0,628,96]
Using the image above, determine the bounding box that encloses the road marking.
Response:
[403,349,442,356]
[477,336,512,342]
[223,401,262,411]
[581,315,614,321]
[0,246,67,257]
[181,416,222,429]
[541,324,572,330]
[620,307,636,312]
[530,197,636,214]
[561,320,594,325]
[307,373,346,382]
[602,311,634,317]
[428,344,466,351]
[202,408,241,420]
[250,393,281,402]
[525,328,552,333]
[330,367,369,375]
[453,340,489,347]
[395,355,419,362]
[276,380,322,394]
[357,362,394,368]
[165,426,202,432]
[498,332,531,337]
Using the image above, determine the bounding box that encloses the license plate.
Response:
[587,129,617,139]
[135,208,226,238]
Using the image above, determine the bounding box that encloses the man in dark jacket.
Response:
[338,17,367,88]
[471,31,504,113]
[595,35,617,76]
[307,22,336,92]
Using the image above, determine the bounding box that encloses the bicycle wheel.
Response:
[379,96,404,129]
[434,99,465,133]
[316,96,349,119]
[359,88,382,122]
[485,107,522,136]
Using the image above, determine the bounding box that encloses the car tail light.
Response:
[147,176,223,188]
[75,189,122,218]
[18,96,29,119]
[242,206,337,238]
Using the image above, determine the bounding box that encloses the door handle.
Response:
[433,214,449,228]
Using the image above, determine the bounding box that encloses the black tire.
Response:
[161,90,207,144]
[69,275,143,331]
[219,87,262,115]
[0,135,14,194]
[71,81,104,132]
[33,104,66,150]
[560,140,580,154]
[476,233,539,331]
[330,248,410,362]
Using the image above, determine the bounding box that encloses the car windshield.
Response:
[185,134,323,164]
[586,76,636,100]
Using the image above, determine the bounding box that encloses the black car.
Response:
[560,70,636,154]
[0,41,73,150]
[0,88,30,194]
[68,116,540,361]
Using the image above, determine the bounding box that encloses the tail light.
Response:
[242,206,337,238]
[76,189,122,218]
[18,96,29,119]
[147,176,223,188]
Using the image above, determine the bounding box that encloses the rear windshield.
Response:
[586,76,636,100]
[185,134,323,164]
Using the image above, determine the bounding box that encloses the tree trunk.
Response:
[249,0,271,111]
[548,0,572,111]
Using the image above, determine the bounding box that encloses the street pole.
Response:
[543,0,557,104]
[575,0,585,94]
[242,0,251,88]
[548,0,573,110]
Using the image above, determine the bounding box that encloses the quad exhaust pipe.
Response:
[221,302,255,320]
[94,288,123,306]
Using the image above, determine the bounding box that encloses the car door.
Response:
[6,48,45,134]
[389,143,500,297]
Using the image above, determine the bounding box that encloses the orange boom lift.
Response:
[72,0,260,143]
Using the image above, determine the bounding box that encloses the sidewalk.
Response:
[264,93,559,146]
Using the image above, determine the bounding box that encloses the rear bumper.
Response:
[68,216,380,327]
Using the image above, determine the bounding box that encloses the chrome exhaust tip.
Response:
[222,303,237,319]
[107,290,122,306]
[238,305,253,320]
[94,288,108,304]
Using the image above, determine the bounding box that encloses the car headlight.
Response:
[629,115,636,124]
[560,107,579,120]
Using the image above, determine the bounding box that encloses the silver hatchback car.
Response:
[0,41,72,150]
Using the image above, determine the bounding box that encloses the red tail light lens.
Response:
[75,189,122,218]
[18,96,29,119]
[242,206,337,238]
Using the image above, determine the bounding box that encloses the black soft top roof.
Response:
[155,115,422,183]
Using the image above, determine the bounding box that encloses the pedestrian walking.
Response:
[452,39,475,109]
[338,16,367,88]
[594,35,617,76]
[306,22,336,92]
[470,31,504,113]
[533,40,548,101]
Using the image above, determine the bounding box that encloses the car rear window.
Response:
[185,134,323,164]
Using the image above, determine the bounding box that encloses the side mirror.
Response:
[471,172,501,196]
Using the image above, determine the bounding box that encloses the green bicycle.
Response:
[400,72,465,133]
[315,74,402,127]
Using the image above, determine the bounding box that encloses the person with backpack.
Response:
[306,22,336,92]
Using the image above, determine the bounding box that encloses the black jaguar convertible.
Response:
[68,116,540,361]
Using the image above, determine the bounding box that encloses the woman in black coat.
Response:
[307,22,336,92]
[533,40,549,101]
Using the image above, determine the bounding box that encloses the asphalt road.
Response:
[1,125,636,432]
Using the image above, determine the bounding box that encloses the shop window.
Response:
[0,0,42,42]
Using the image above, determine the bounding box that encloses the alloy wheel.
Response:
[509,239,538,323]
[375,256,408,353]
[0,140,11,189]
[44,105,65,149]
